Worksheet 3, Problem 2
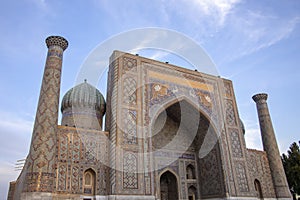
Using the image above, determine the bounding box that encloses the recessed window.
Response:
[186,164,196,179]
[83,169,95,195]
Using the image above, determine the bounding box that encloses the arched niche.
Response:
[186,164,196,179]
[188,185,198,200]
[160,170,179,200]
[151,98,224,198]
[254,179,263,199]
[151,98,219,152]
[83,168,96,196]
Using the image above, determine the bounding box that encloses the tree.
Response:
[282,141,300,195]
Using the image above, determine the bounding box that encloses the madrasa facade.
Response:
[8,36,292,200]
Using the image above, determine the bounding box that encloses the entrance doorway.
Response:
[188,186,197,200]
[160,171,178,200]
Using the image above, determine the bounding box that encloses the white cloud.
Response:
[236,14,300,58]
[190,0,241,26]
[245,127,263,150]
[147,51,171,60]
[210,9,300,65]
[243,119,263,150]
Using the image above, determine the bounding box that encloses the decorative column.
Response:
[24,36,68,193]
[252,93,291,199]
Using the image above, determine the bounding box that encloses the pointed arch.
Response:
[159,170,179,200]
[83,168,96,195]
[151,97,219,153]
[151,96,225,198]
[188,185,197,200]
[254,179,263,199]
[150,95,218,132]
[186,164,196,179]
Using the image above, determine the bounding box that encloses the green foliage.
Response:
[282,141,300,195]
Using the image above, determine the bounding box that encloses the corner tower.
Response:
[23,36,68,194]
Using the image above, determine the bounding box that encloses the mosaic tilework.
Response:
[225,99,236,126]
[235,162,249,192]
[123,153,138,189]
[122,109,137,144]
[199,146,223,197]
[24,38,67,192]
[57,164,67,191]
[247,149,276,198]
[223,80,232,98]
[83,136,97,163]
[123,56,137,73]
[123,77,137,105]
[71,165,80,192]
[229,129,243,158]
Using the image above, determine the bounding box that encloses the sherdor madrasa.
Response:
[8,36,292,200]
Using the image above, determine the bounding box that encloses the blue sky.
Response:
[0,0,299,198]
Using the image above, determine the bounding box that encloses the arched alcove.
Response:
[160,171,178,200]
[188,185,197,200]
[83,168,96,195]
[186,164,196,179]
[151,98,224,198]
[254,179,263,199]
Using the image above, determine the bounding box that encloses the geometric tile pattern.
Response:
[59,133,68,161]
[25,43,66,192]
[223,81,232,98]
[83,136,98,163]
[229,129,243,158]
[72,135,81,162]
[247,149,276,198]
[122,109,137,144]
[57,164,67,191]
[199,147,223,197]
[123,153,138,189]
[225,99,236,126]
[71,165,80,192]
[123,57,137,73]
[235,162,249,192]
[123,77,137,105]
[54,127,109,195]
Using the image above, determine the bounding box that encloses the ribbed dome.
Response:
[61,81,106,116]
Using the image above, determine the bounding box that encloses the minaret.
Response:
[252,93,292,199]
[23,36,68,193]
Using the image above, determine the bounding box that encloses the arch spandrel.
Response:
[149,95,221,141]
[147,82,222,133]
